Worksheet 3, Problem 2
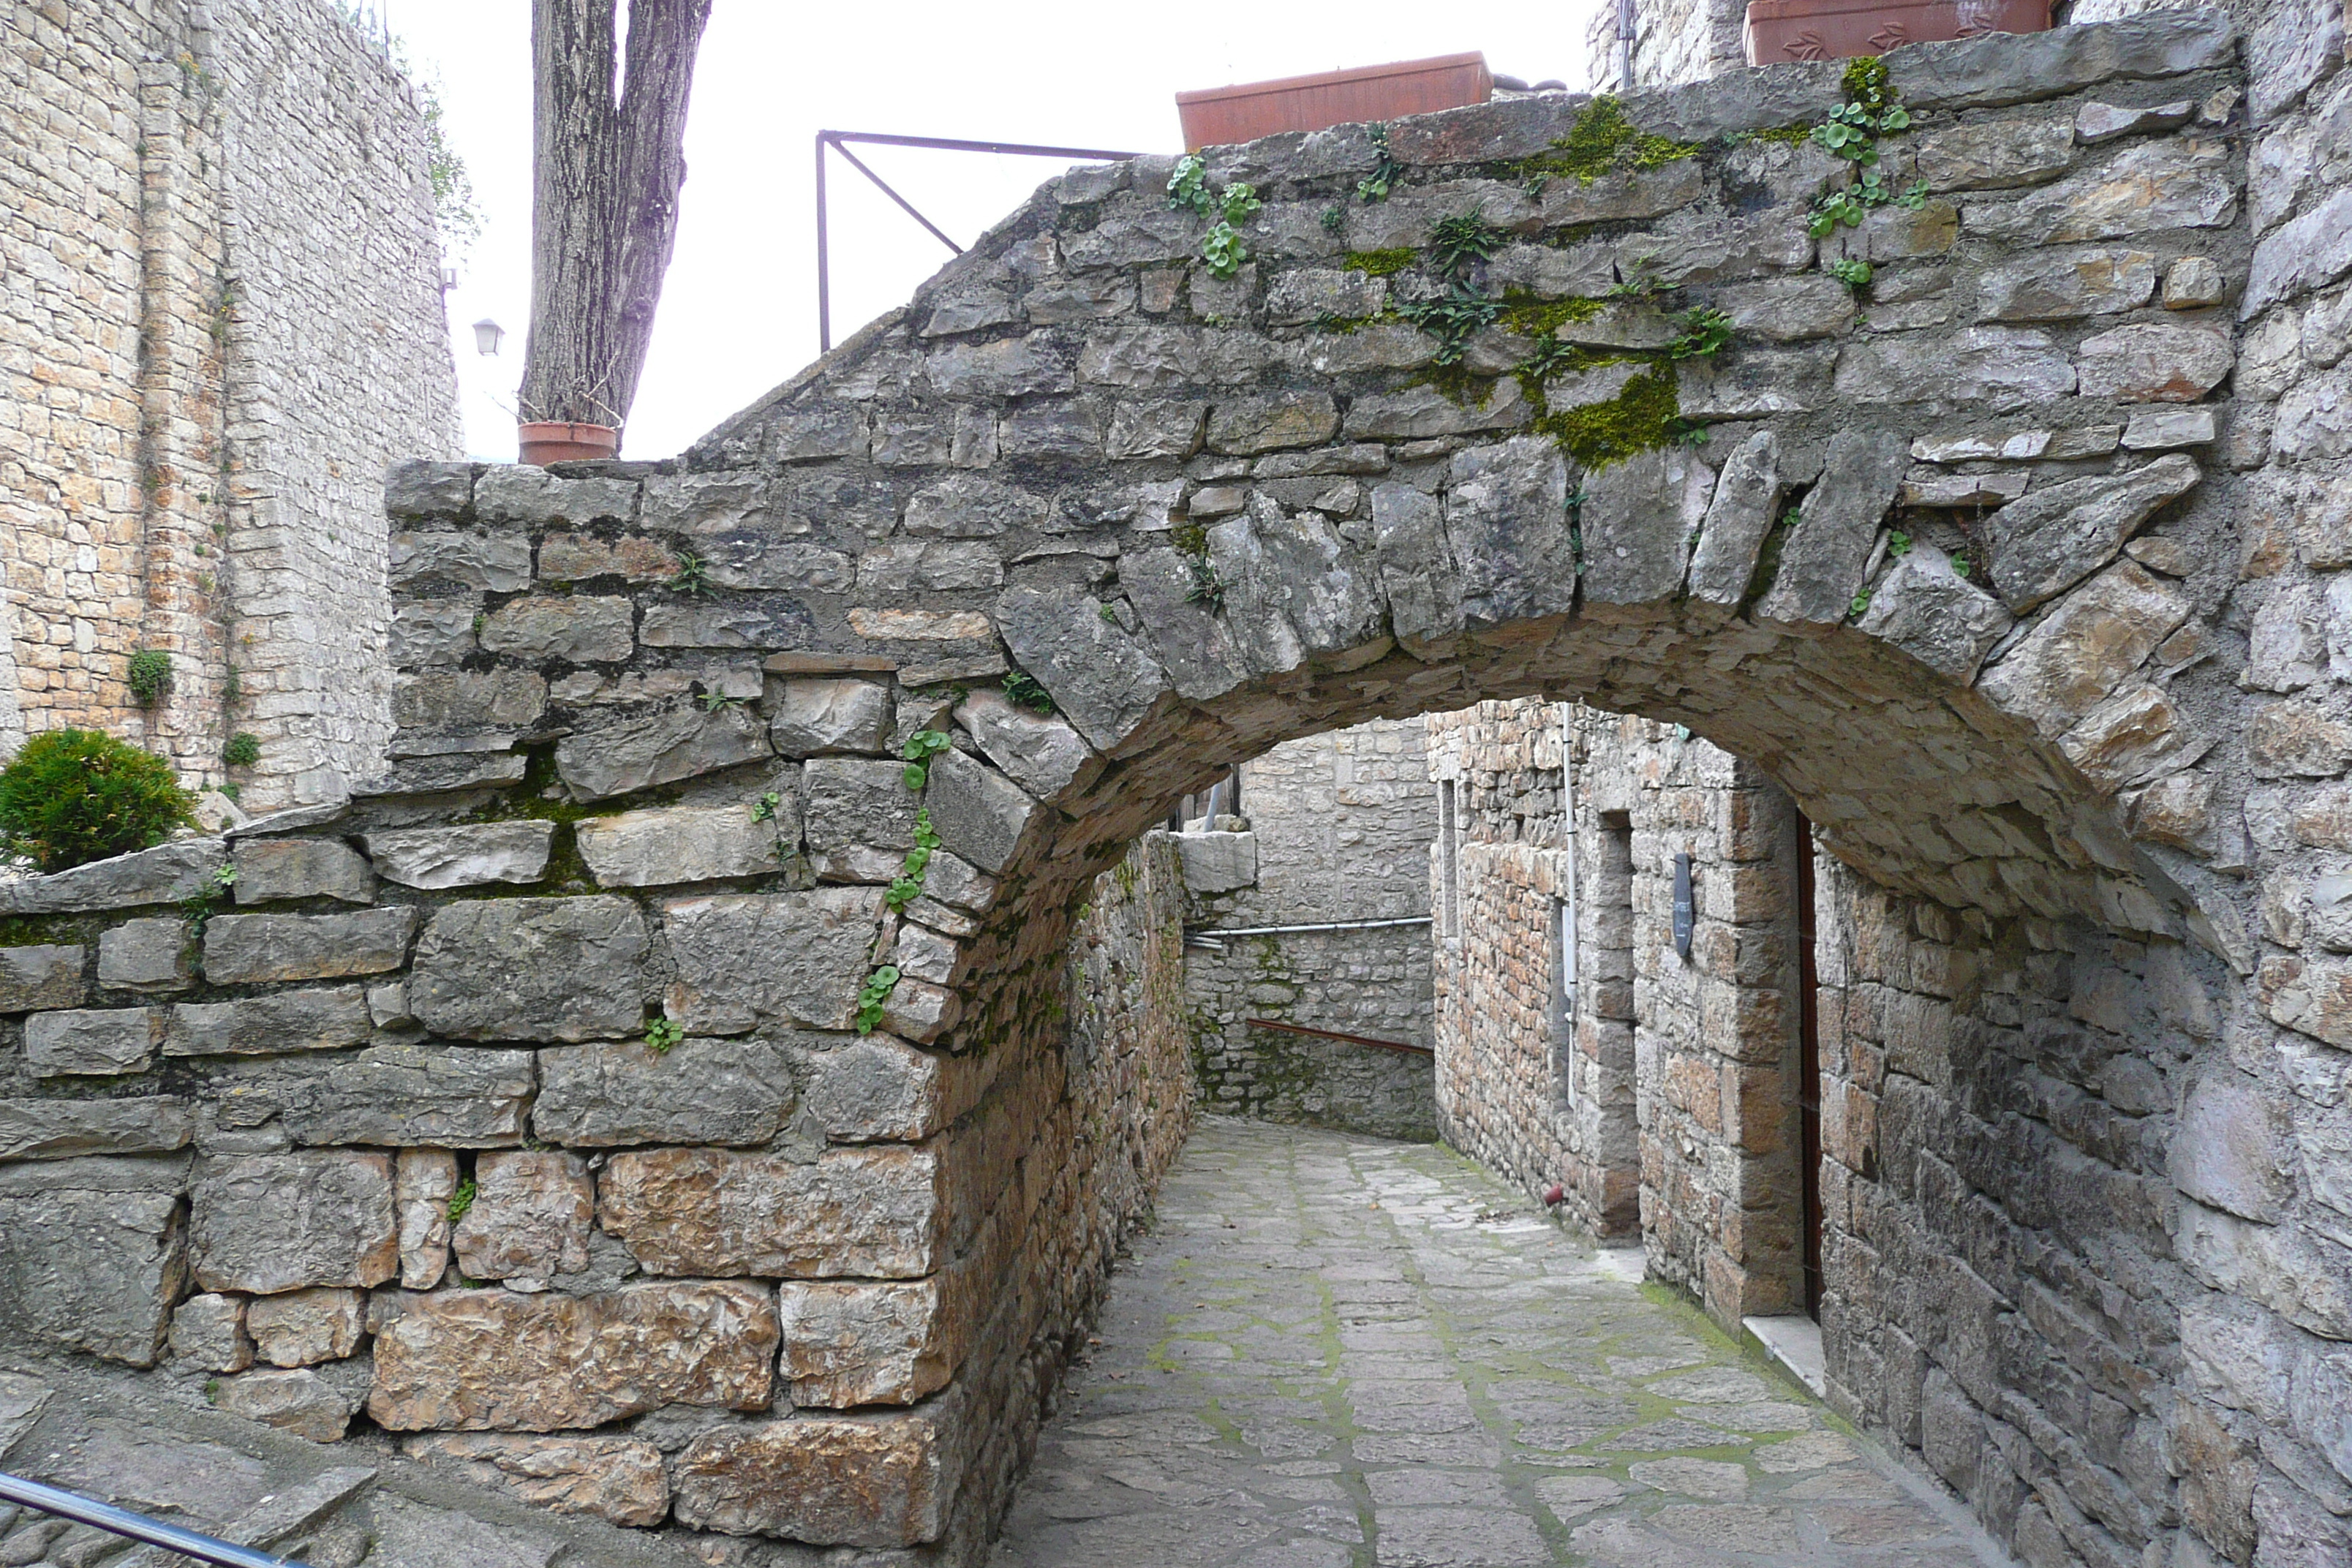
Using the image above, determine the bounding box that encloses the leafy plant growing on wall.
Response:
[1168,155,1263,279]
[1356,122,1403,203]
[127,650,173,707]
[856,965,900,1035]
[222,733,261,768]
[1003,672,1055,715]
[0,730,197,874]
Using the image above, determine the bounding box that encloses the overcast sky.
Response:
[379,0,1606,461]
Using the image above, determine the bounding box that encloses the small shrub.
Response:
[222,732,260,768]
[127,649,174,706]
[0,729,197,873]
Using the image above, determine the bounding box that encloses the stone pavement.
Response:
[993,1118,2008,1568]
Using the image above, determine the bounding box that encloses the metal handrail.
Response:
[0,1471,312,1568]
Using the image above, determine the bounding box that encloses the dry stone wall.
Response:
[0,0,459,799]
[6,11,2349,1564]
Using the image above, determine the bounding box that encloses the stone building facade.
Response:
[0,11,2349,1568]
[0,0,461,802]
[1179,717,1441,1141]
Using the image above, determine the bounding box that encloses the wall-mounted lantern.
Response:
[471,319,505,356]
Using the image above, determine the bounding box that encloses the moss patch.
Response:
[1516,96,1702,186]
[1842,55,1893,112]
[1343,248,1418,277]
[1529,363,1686,470]
[1496,293,1607,337]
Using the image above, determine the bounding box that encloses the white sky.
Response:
[382,0,1606,462]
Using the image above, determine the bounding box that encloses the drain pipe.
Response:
[1616,0,1637,90]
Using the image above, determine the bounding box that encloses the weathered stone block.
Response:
[2172,1074,2291,1224]
[396,1148,456,1291]
[780,1277,962,1407]
[922,748,1036,875]
[0,840,226,916]
[97,918,194,991]
[1371,482,1463,654]
[769,679,892,759]
[955,688,1094,799]
[361,823,555,889]
[391,599,478,667]
[2076,322,2234,402]
[478,595,635,663]
[170,1292,252,1373]
[1754,429,1909,625]
[576,804,785,887]
[368,1281,777,1431]
[0,944,83,1013]
[803,1036,968,1143]
[535,1036,794,1147]
[453,1150,593,1282]
[662,889,884,1033]
[389,529,532,592]
[804,757,924,859]
[536,532,678,583]
[410,897,647,1042]
[1578,446,1715,607]
[26,1006,162,1077]
[474,468,638,527]
[1444,436,1574,627]
[671,1406,960,1546]
[598,1145,942,1278]
[554,701,772,800]
[352,753,530,797]
[1963,136,2237,246]
[203,908,416,984]
[1177,831,1258,894]
[165,985,376,1058]
[640,597,815,650]
[0,1156,186,1365]
[385,460,475,520]
[0,1097,192,1161]
[2244,187,2352,320]
[2251,702,2352,778]
[394,668,548,735]
[1912,111,2074,190]
[1206,391,1340,455]
[992,581,1170,752]
[1856,546,2012,684]
[1832,325,2075,409]
[247,1286,366,1368]
[1976,247,2155,322]
[1978,560,2192,739]
[404,1433,671,1528]
[211,1367,361,1444]
[1686,429,1782,608]
[230,839,375,906]
[282,1043,535,1147]
[188,1151,398,1294]
[1978,454,2200,614]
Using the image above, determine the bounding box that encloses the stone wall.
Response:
[0,0,460,800]
[4,12,2345,1565]
[1585,0,1746,97]
[1180,718,1439,1141]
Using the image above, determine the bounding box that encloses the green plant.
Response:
[221,732,260,768]
[1668,306,1734,359]
[887,809,945,913]
[220,667,242,706]
[1003,672,1055,715]
[1098,602,1121,622]
[668,551,712,596]
[0,729,197,874]
[1518,96,1701,185]
[901,728,953,791]
[127,650,173,706]
[1169,157,1262,278]
[1605,261,1662,298]
[1850,589,1872,618]
[1428,208,1507,276]
[1320,203,1346,233]
[446,1176,478,1225]
[1828,258,1874,288]
[697,690,746,712]
[1342,248,1419,278]
[644,1017,685,1053]
[1356,122,1403,203]
[1887,529,1913,558]
[855,966,901,1035]
[1167,154,1211,214]
[751,791,783,823]
[1394,282,1501,366]
[1952,553,1972,579]
[1520,333,1595,383]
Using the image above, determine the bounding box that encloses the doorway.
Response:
[1794,810,1823,1322]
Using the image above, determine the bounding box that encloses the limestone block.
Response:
[396,1148,457,1290]
[1116,543,1253,701]
[97,918,194,991]
[410,897,647,1042]
[598,1145,943,1278]
[367,1281,777,1431]
[991,581,1171,752]
[352,753,530,797]
[904,474,1049,538]
[1024,275,1134,325]
[1444,436,1575,627]
[2171,1075,2291,1224]
[1832,325,2075,409]
[1178,832,1258,894]
[1686,429,1782,607]
[1206,391,1340,456]
[453,1150,593,1282]
[389,529,532,592]
[780,1277,961,1407]
[361,823,555,889]
[1708,275,1854,342]
[1977,562,2190,736]
[165,985,376,1058]
[0,839,225,916]
[537,532,678,582]
[203,908,416,984]
[281,1044,535,1148]
[1371,483,1464,654]
[639,598,815,650]
[2244,581,2328,692]
[247,1287,366,1368]
[642,471,774,535]
[26,1006,162,1076]
[404,1433,671,1528]
[212,1368,361,1444]
[478,595,634,663]
[923,748,1036,875]
[2244,187,2352,320]
[2177,1199,2352,1341]
[1855,547,2012,684]
[881,978,960,1045]
[671,1406,960,1547]
[390,600,478,667]
[535,1036,794,1147]
[929,335,1073,396]
[803,1036,967,1143]
[997,402,1100,460]
[188,1151,399,1294]
[576,804,785,888]
[394,668,548,735]
[1346,380,1527,440]
[384,460,475,520]
[0,944,83,1012]
[2276,364,2352,462]
[2250,701,2352,777]
[2076,322,2234,402]
[1911,111,2074,190]
[1105,401,1208,460]
[2264,956,2352,1049]
[1978,454,2201,613]
[2162,255,2228,310]
[1676,343,1838,418]
[473,468,638,527]
[771,402,868,462]
[554,701,772,801]
[1754,429,1910,625]
[663,889,884,1033]
[2059,683,2209,791]
[954,688,1095,799]
[0,1156,187,1366]
[2247,0,2346,121]
[1976,247,2155,322]
[230,838,377,906]
[2075,99,2193,144]
[0,1096,192,1161]
[170,1293,252,1373]
[804,757,924,857]
[769,679,894,757]
[1266,268,1386,325]
[1963,136,2237,246]
[1578,446,1715,607]
[2122,407,2217,451]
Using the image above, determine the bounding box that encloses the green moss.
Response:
[1496,293,1607,336]
[1842,55,1893,111]
[1749,123,1817,146]
[1529,363,1687,470]
[1308,312,1373,334]
[0,916,80,949]
[1516,96,1702,185]
[1171,523,1210,557]
[1342,248,1418,277]
[1410,361,1501,408]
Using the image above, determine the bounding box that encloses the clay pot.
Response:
[1175,53,1492,152]
[516,421,619,466]
[1743,0,2050,66]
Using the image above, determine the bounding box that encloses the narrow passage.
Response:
[993,1118,2007,1568]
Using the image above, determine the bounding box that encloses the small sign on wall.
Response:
[1673,853,1693,960]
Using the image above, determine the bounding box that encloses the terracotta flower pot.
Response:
[516,421,619,466]
[1176,53,1492,152]
[1744,0,2050,66]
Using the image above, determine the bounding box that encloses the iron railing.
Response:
[0,1471,313,1568]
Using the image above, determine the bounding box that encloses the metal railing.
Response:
[0,1471,312,1568]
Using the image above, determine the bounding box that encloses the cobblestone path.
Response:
[993,1118,2007,1568]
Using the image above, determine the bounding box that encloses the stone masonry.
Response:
[3,10,2351,1567]
[0,0,461,800]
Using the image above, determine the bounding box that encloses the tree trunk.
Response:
[519,0,713,445]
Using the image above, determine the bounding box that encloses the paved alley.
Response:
[992,1118,2006,1568]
